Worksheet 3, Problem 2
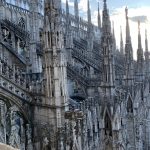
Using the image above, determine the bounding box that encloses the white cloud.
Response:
[61,1,150,59]
[78,0,88,12]
[111,6,150,59]
[61,0,74,7]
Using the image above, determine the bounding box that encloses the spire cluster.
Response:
[138,21,142,50]
[66,0,102,30]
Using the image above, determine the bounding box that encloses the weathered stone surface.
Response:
[0,0,149,150]
[0,143,19,150]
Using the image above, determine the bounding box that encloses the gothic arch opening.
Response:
[127,97,133,113]
[104,112,112,136]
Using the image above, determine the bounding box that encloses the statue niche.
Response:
[127,97,133,113]
[16,37,26,56]
[9,106,21,149]
[104,112,112,136]
[2,27,12,45]
[18,17,25,30]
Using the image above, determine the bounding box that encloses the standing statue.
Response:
[42,137,49,150]
[9,106,21,149]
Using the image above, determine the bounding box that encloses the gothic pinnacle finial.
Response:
[98,2,101,28]
[145,28,147,38]
[87,0,91,23]
[112,21,114,33]
[104,0,107,9]
[138,20,142,49]
[125,6,131,43]
[74,0,79,18]
[138,20,140,33]
[145,28,148,52]
[97,2,99,14]
[120,26,124,54]
[125,7,128,18]
[66,0,69,14]
[102,0,111,33]
[120,26,123,40]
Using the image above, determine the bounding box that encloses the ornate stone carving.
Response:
[0,100,7,143]
[26,124,33,150]
[42,137,49,150]
[9,106,20,149]
[20,118,25,150]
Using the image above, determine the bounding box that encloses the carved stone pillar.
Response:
[0,100,6,143]
[42,137,49,150]
[26,124,33,150]
[9,106,21,149]
[20,118,25,150]
[11,31,15,50]
[0,60,2,74]
[77,120,82,150]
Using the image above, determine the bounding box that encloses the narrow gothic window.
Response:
[127,97,133,113]
[104,112,112,136]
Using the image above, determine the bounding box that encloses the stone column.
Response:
[20,118,25,150]
[0,100,6,143]
[26,124,33,150]
[11,31,15,50]
[9,106,21,149]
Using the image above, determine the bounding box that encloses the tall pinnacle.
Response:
[98,2,101,29]
[145,29,148,52]
[112,21,116,51]
[125,7,133,58]
[137,21,144,78]
[101,0,115,96]
[145,29,149,77]
[125,7,131,44]
[87,0,91,24]
[74,0,79,18]
[120,26,124,54]
[137,21,143,62]
[66,0,69,14]
[102,0,111,33]
[138,21,142,50]
[125,7,134,87]
[104,0,107,11]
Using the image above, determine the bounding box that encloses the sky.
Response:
[61,0,150,59]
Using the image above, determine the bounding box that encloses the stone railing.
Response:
[67,64,88,87]
[72,47,101,71]
[0,73,32,102]
[0,58,26,89]
[0,57,33,101]
[67,64,101,87]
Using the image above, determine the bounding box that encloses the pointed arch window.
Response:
[127,97,133,113]
[104,112,112,136]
